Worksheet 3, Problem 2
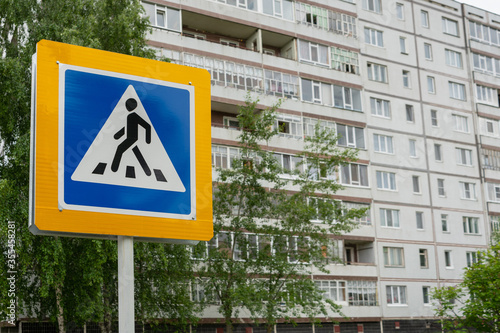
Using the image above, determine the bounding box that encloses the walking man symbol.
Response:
[111,98,152,176]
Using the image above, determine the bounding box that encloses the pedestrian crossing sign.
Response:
[30,40,212,242]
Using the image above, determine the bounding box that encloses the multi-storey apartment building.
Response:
[142,0,500,332]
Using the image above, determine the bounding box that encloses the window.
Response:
[383,247,404,267]
[424,43,432,60]
[263,0,293,19]
[406,105,414,122]
[402,70,411,88]
[298,40,329,66]
[470,21,500,46]
[431,110,438,126]
[303,117,335,138]
[396,3,404,20]
[273,153,303,174]
[333,85,363,111]
[364,27,384,47]
[400,37,408,54]
[142,3,181,31]
[476,85,498,105]
[442,17,459,36]
[422,286,431,304]
[373,134,393,154]
[427,76,436,94]
[273,114,303,139]
[367,63,388,83]
[362,0,381,13]
[345,202,371,225]
[453,115,469,133]
[331,47,360,74]
[370,97,390,118]
[409,139,417,158]
[413,176,421,194]
[212,145,240,169]
[223,116,240,129]
[380,209,400,227]
[421,10,429,28]
[487,183,500,202]
[347,280,378,306]
[340,163,369,187]
[445,49,463,68]
[462,216,479,235]
[434,144,442,161]
[449,81,466,100]
[416,211,424,229]
[444,250,452,268]
[419,249,428,268]
[377,171,396,190]
[472,52,500,76]
[466,251,478,267]
[485,119,496,135]
[441,214,448,232]
[456,148,473,166]
[264,70,298,99]
[336,124,365,148]
[315,280,346,302]
[460,182,476,200]
[386,286,407,305]
[463,217,479,234]
[437,178,446,197]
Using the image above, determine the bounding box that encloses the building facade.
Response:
[142,0,500,332]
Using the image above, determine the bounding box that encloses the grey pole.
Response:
[118,236,134,332]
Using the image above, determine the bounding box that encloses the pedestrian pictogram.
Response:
[71,85,185,192]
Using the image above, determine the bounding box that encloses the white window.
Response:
[453,114,469,133]
[441,214,448,232]
[263,0,293,19]
[444,250,453,268]
[370,97,390,118]
[427,76,436,94]
[406,104,414,122]
[212,145,240,169]
[331,47,360,74]
[416,211,424,229]
[442,17,459,36]
[362,0,382,13]
[377,171,396,190]
[301,78,333,106]
[476,85,498,105]
[383,247,404,267]
[373,134,393,154]
[333,85,363,111]
[469,20,500,46]
[223,116,240,129]
[460,182,476,200]
[380,209,400,228]
[456,148,473,166]
[449,81,466,100]
[437,178,446,197]
[402,70,411,88]
[315,280,346,302]
[340,163,369,187]
[413,176,421,194]
[273,114,303,139]
[463,217,479,234]
[386,286,407,305]
[434,144,442,161]
[431,110,438,126]
[364,27,384,47]
[424,43,432,60]
[423,286,431,304]
[367,63,388,83]
[336,124,365,148]
[421,10,429,28]
[303,117,335,138]
[142,3,181,32]
[466,251,478,267]
[396,3,404,20]
[409,139,417,157]
[273,153,303,174]
[298,40,329,66]
[419,249,428,268]
[445,49,463,68]
[472,52,500,76]
[400,37,408,54]
[344,202,371,225]
[487,183,500,202]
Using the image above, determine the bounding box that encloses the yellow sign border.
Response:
[30,40,212,242]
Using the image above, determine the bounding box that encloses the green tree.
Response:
[197,95,366,333]
[0,1,196,332]
[432,234,500,332]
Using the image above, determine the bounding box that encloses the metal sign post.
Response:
[118,236,134,332]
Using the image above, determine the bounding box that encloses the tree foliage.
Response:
[0,1,196,332]
[198,95,366,333]
[432,235,500,332]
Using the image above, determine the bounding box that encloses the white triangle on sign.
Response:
[71,85,186,192]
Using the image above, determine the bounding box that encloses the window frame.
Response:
[370,97,391,118]
[442,17,459,37]
[463,217,480,235]
[427,76,436,94]
[445,49,463,68]
[383,247,405,267]
[362,0,382,14]
[449,81,466,101]
[367,62,388,83]
[424,43,433,60]
[386,285,407,305]
[380,208,400,228]
[364,27,384,47]
[373,134,394,154]
[376,171,397,191]
[419,249,428,268]
[421,10,429,28]
[402,70,411,88]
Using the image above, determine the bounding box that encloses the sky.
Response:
[454,0,500,15]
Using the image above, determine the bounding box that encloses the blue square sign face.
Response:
[58,64,195,219]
